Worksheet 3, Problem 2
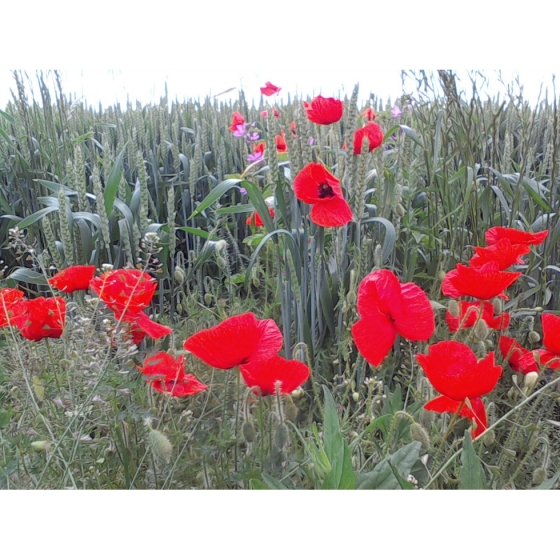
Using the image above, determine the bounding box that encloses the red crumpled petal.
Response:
[49,265,96,293]
[303,95,344,125]
[309,196,353,227]
[122,311,173,340]
[541,313,560,356]
[353,122,384,154]
[239,354,310,396]
[393,282,435,341]
[229,111,245,132]
[246,208,274,227]
[260,82,281,96]
[0,288,25,328]
[416,341,502,401]
[150,375,207,397]
[16,296,66,342]
[499,335,537,374]
[485,227,548,247]
[184,312,283,370]
[469,238,531,270]
[532,349,560,369]
[424,395,488,438]
[442,262,521,300]
[352,314,397,367]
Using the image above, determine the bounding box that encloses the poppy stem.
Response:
[234,367,241,474]
[44,338,62,393]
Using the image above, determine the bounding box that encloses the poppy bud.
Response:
[203,293,213,305]
[528,330,541,343]
[216,256,227,269]
[474,319,489,341]
[437,269,446,281]
[395,203,406,217]
[482,429,495,447]
[285,400,299,422]
[31,440,49,452]
[148,429,173,464]
[476,341,487,357]
[291,387,304,399]
[293,342,310,367]
[242,420,256,443]
[347,291,357,306]
[532,467,547,485]
[174,267,185,285]
[274,423,290,449]
[492,297,503,315]
[410,423,430,450]
[352,391,360,402]
[524,371,539,390]
[447,299,460,318]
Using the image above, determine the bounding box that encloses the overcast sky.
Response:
[1,3,559,109]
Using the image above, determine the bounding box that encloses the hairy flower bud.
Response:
[492,297,503,315]
[482,429,495,447]
[31,440,49,452]
[395,203,406,217]
[528,330,541,344]
[242,420,256,443]
[474,319,489,342]
[447,299,460,318]
[274,423,290,449]
[410,423,430,450]
[174,267,185,285]
[284,400,299,423]
[524,371,539,390]
[532,467,547,485]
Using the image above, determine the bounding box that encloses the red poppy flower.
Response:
[519,313,560,370]
[425,395,488,438]
[49,265,96,293]
[417,341,502,401]
[485,227,548,247]
[228,111,245,132]
[445,301,510,333]
[15,296,66,342]
[260,82,281,96]
[0,288,25,328]
[303,95,344,125]
[469,239,530,270]
[273,108,280,118]
[353,122,383,155]
[276,131,287,153]
[239,354,310,396]
[498,335,537,374]
[137,351,207,397]
[352,269,435,367]
[248,141,266,162]
[121,311,173,340]
[184,312,283,370]
[90,268,156,318]
[246,207,274,227]
[293,163,353,227]
[417,341,502,438]
[362,108,376,121]
[441,262,521,300]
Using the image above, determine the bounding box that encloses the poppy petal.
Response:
[469,239,531,270]
[239,355,310,396]
[184,312,283,370]
[393,282,435,341]
[541,313,560,356]
[416,341,502,401]
[352,315,397,367]
[424,395,488,438]
[122,311,173,340]
[309,196,353,227]
[49,265,96,293]
[499,335,537,374]
[485,227,549,247]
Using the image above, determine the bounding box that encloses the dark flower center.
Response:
[318,182,335,199]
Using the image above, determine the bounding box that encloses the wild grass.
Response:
[1,70,560,489]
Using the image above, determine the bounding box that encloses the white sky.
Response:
[2,2,560,110]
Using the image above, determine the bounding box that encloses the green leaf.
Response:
[18,206,59,229]
[459,430,486,489]
[244,181,275,233]
[104,146,127,218]
[399,125,424,147]
[261,473,288,489]
[387,460,416,489]
[357,442,421,489]
[7,268,50,286]
[0,409,10,428]
[0,109,16,125]
[215,203,255,215]
[360,217,396,264]
[188,178,244,219]
[249,479,269,490]
[0,125,16,149]
[175,226,220,241]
